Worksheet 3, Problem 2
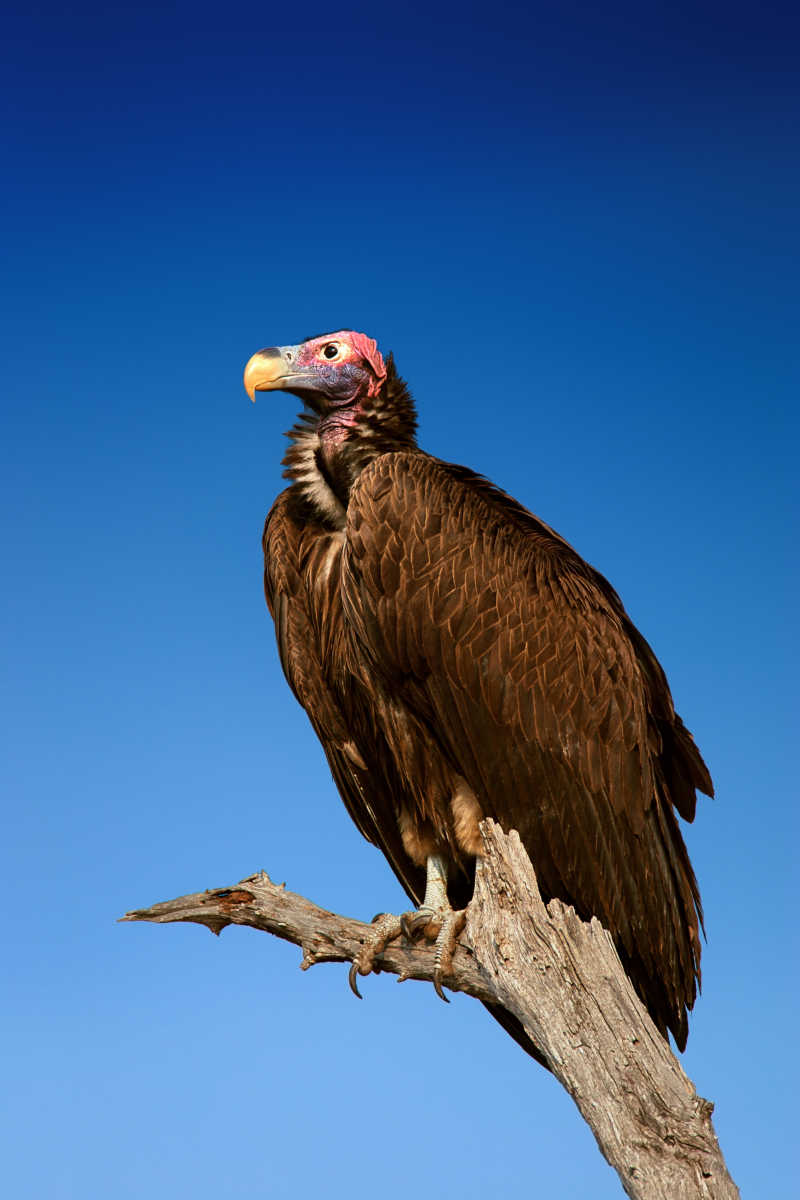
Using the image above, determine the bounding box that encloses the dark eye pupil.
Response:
[323,344,338,360]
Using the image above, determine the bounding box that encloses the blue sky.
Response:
[2,3,798,1196]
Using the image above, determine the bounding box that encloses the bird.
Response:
[243,329,713,1060]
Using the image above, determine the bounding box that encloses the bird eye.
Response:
[322,343,340,360]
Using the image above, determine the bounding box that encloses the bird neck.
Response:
[282,360,418,528]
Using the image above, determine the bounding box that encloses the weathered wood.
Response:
[121,870,496,1003]
[468,824,738,1199]
[122,820,738,1199]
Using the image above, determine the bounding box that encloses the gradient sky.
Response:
[3,3,798,1197]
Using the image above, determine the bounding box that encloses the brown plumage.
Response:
[246,329,713,1057]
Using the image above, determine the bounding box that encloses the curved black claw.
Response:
[401,906,440,942]
[348,961,363,1000]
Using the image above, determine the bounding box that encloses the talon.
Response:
[345,912,404,999]
[348,961,363,999]
[430,908,467,1003]
[402,907,439,939]
[341,870,465,1007]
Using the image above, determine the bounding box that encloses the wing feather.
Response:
[263,491,426,904]
[341,452,711,1046]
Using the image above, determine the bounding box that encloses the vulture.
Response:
[244,329,713,1060]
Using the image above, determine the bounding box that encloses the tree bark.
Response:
[122,819,738,1199]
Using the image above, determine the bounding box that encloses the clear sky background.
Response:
[2,2,798,1196]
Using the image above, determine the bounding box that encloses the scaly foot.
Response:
[431,907,467,1002]
[348,911,404,999]
[348,901,466,1002]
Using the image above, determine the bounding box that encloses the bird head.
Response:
[244,330,387,415]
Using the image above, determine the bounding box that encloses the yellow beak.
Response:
[243,347,296,402]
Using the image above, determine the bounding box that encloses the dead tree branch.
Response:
[122,819,738,1200]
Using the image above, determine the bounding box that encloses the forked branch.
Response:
[122,819,738,1200]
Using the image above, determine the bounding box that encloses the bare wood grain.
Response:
[122,820,738,1200]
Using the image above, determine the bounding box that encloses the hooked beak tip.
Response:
[243,349,289,403]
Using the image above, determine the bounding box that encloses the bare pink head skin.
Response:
[244,329,417,520]
[243,330,387,410]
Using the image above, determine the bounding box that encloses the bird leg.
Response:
[348,854,466,1003]
[403,854,467,1002]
